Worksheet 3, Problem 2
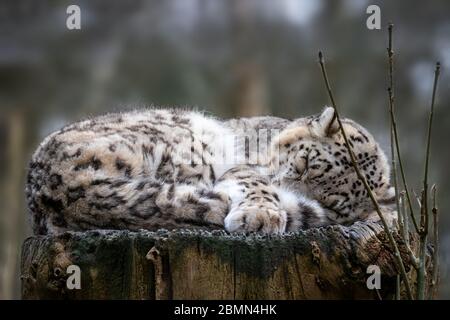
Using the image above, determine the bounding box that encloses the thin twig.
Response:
[318,51,414,300]
[400,192,409,244]
[387,23,402,234]
[387,24,419,233]
[417,188,428,299]
[422,61,440,234]
[412,189,422,208]
[417,202,428,298]
[395,192,407,237]
[430,185,439,299]
[376,288,383,301]
[417,63,441,299]
[400,192,419,269]
[407,248,419,270]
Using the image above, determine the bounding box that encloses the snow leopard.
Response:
[26,107,395,235]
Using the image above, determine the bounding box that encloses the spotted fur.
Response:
[270,107,394,224]
[26,107,393,235]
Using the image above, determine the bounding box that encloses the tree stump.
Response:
[20,220,413,300]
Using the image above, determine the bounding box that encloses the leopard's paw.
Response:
[224,202,287,234]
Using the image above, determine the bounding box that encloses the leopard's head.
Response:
[270,107,393,223]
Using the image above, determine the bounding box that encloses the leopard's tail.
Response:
[25,133,228,235]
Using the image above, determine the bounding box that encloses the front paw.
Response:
[224,203,287,234]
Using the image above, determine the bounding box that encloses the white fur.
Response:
[188,112,237,178]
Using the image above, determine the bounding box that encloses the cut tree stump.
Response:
[21,221,414,300]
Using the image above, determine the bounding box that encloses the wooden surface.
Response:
[21,221,413,300]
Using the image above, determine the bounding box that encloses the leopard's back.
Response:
[26,108,233,234]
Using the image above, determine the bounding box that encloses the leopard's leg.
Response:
[215,166,326,234]
[154,181,230,229]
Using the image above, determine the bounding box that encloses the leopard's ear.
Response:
[311,106,339,137]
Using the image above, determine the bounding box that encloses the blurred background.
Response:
[1,0,449,299]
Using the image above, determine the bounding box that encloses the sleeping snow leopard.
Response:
[26,107,395,235]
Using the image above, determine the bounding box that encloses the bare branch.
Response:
[429,185,439,299]
[395,192,407,237]
[387,23,419,233]
[400,192,419,269]
[412,189,422,208]
[396,275,401,300]
[400,192,408,242]
[417,62,440,300]
[422,61,441,234]
[318,50,414,300]
[417,189,428,299]
[387,23,402,238]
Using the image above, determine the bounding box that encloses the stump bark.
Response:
[21,221,413,300]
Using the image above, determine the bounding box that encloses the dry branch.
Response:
[387,23,419,233]
[318,50,414,300]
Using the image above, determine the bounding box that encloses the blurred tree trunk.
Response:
[226,0,270,117]
[0,111,25,299]
[229,63,269,117]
